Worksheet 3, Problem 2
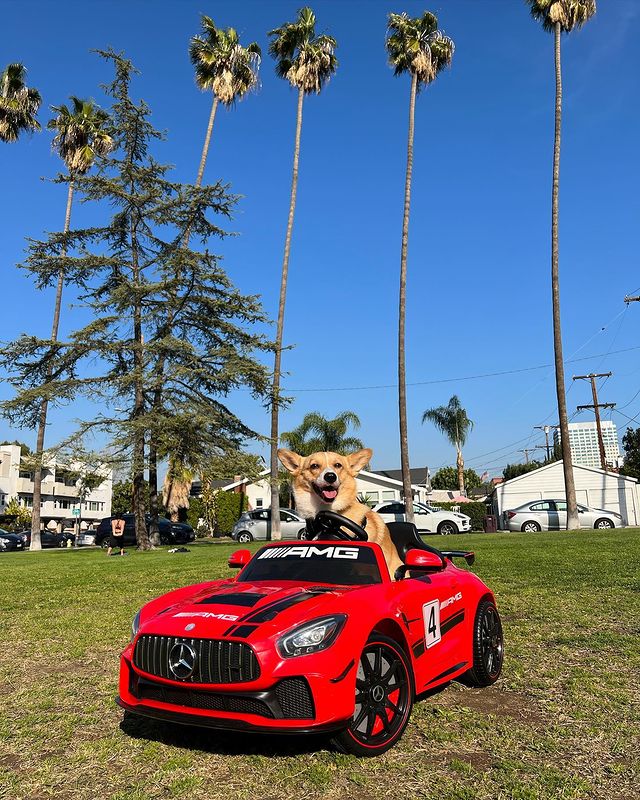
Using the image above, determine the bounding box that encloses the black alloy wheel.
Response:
[332,634,413,756]
[438,521,458,536]
[594,518,614,530]
[462,599,504,687]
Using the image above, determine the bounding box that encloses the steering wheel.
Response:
[310,511,368,542]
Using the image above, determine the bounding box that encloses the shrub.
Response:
[213,491,248,536]
[435,501,488,532]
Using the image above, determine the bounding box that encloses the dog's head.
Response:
[277,448,372,514]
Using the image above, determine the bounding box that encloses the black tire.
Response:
[521,520,541,533]
[437,521,458,536]
[462,598,504,687]
[99,537,110,550]
[594,518,614,530]
[236,531,253,544]
[159,534,171,545]
[331,634,413,757]
[297,529,310,540]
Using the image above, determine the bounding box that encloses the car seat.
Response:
[387,521,444,562]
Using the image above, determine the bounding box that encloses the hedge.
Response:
[213,491,248,536]
[435,501,488,532]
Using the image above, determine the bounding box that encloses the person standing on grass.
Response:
[107,514,125,557]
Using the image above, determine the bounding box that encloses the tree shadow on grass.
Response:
[120,710,328,757]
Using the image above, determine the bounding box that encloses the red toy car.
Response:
[117,512,504,756]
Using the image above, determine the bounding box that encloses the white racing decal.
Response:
[257,545,359,560]
[173,612,240,621]
[422,600,441,649]
[440,591,462,611]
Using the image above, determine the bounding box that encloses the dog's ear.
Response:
[278,448,303,474]
[346,448,372,475]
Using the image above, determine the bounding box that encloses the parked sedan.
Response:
[231,508,307,543]
[505,499,622,532]
[94,515,195,548]
[0,530,25,552]
[18,530,74,548]
[373,501,472,535]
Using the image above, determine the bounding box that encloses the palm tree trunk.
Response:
[270,87,305,541]
[195,96,219,188]
[30,179,75,551]
[398,72,417,524]
[150,96,220,520]
[456,446,465,495]
[551,22,578,530]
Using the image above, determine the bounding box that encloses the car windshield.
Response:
[237,544,383,586]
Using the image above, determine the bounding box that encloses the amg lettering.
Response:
[257,546,359,560]
[440,592,462,611]
[173,612,240,621]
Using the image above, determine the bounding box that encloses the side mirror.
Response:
[228,549,251,569]
[394,548,445,580]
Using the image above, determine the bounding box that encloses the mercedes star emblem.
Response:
[168,641,197,680]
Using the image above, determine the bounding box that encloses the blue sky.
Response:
[2,0,640,476]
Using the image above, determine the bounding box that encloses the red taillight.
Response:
[507,511,517,519]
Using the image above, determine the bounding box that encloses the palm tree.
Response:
[268,7,338,539]
[163,460,193,523]
[526,0,596,530]
[386,12,454,523]
[0,63,41,142]
[281,411,364,456]
[189,16,261,187]
[29,98,113,550]
[422,396,473,495]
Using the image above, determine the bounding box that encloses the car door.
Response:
[527,501,555,530]
[280,511,304,540]
[411,504,434,533]
[553,500,567,530]
[376,502,406,525]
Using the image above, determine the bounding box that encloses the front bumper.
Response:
[118,644,356,733]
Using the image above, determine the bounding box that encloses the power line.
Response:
[280,344,640,393]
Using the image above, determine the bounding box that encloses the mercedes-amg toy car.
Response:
[117,511,504,756]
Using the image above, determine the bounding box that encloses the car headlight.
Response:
[277,615,346,658]
[131,609,141,641]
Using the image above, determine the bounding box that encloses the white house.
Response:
[489,460,640,527]
[0,443,113,530]
[217,468,434,510]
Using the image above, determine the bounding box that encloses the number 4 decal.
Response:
[422,600,441,649]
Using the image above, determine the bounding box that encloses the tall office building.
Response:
[553,421,621,469]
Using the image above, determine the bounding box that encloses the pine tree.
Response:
[0,50,270,549]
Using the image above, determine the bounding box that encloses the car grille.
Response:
[133,635,260,683]
[131,676,315,720]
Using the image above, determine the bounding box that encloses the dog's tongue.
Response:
[321,488,338,501]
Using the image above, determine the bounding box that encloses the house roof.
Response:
[372,468,430,486]
[490,460,638,495]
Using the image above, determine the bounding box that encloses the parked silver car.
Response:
[373,501,472,535]
[505,499,622,532]
[231,508,307,543]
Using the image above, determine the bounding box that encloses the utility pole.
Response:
[518,447,542,464]
[624,295,640,304]
[534,425,552,460]
[572,372,615,471]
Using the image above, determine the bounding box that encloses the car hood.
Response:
[138,580,358,642]
[0,533,23,541]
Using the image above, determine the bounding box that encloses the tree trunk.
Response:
[151,96,219,516]
[551,22,578,530]
[195,95,219,188]
[270,86,305,540]
[456,446,466,496]
[30,179,75,551]
[398,72,418,524]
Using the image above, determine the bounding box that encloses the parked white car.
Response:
[372,501,471,535]
[231,508,307,543]
[504,499,622,532]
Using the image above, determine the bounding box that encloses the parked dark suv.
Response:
[94,515,195,548]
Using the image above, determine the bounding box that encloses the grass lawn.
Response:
[0,529,639,800]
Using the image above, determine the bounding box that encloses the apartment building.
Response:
[553,421,622,469]
[0,443,112,529]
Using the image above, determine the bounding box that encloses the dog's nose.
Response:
[324,472,337,484]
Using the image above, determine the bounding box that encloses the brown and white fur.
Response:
[277,447,403,580]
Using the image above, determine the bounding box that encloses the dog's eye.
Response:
[334,463,342,470]
[310,463,320,470]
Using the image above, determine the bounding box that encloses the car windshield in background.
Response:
[237,544,382,586]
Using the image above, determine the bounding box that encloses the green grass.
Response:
[1,529,639,800]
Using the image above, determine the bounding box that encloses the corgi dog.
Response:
[277,447,403,580]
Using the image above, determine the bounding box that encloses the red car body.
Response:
[118,538,502,754]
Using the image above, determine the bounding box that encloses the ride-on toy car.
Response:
[117,511,504,755]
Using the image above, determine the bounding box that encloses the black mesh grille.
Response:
[274,678,315,719]
[133,635,260,683]
[135,681,273,718]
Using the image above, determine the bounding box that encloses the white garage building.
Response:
[489,460,640,527]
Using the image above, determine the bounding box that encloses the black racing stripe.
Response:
[227,624,260,638]
[247,592,314,623]
[198,592,265,607]
[412,639,425,659]
[441,610,465,636]
[235,592,306,623]
[424,660,468,687]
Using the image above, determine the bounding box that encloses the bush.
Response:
[435,501,488,532]
[213,491,248,536]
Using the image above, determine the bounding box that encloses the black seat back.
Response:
[387,521,444,562]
